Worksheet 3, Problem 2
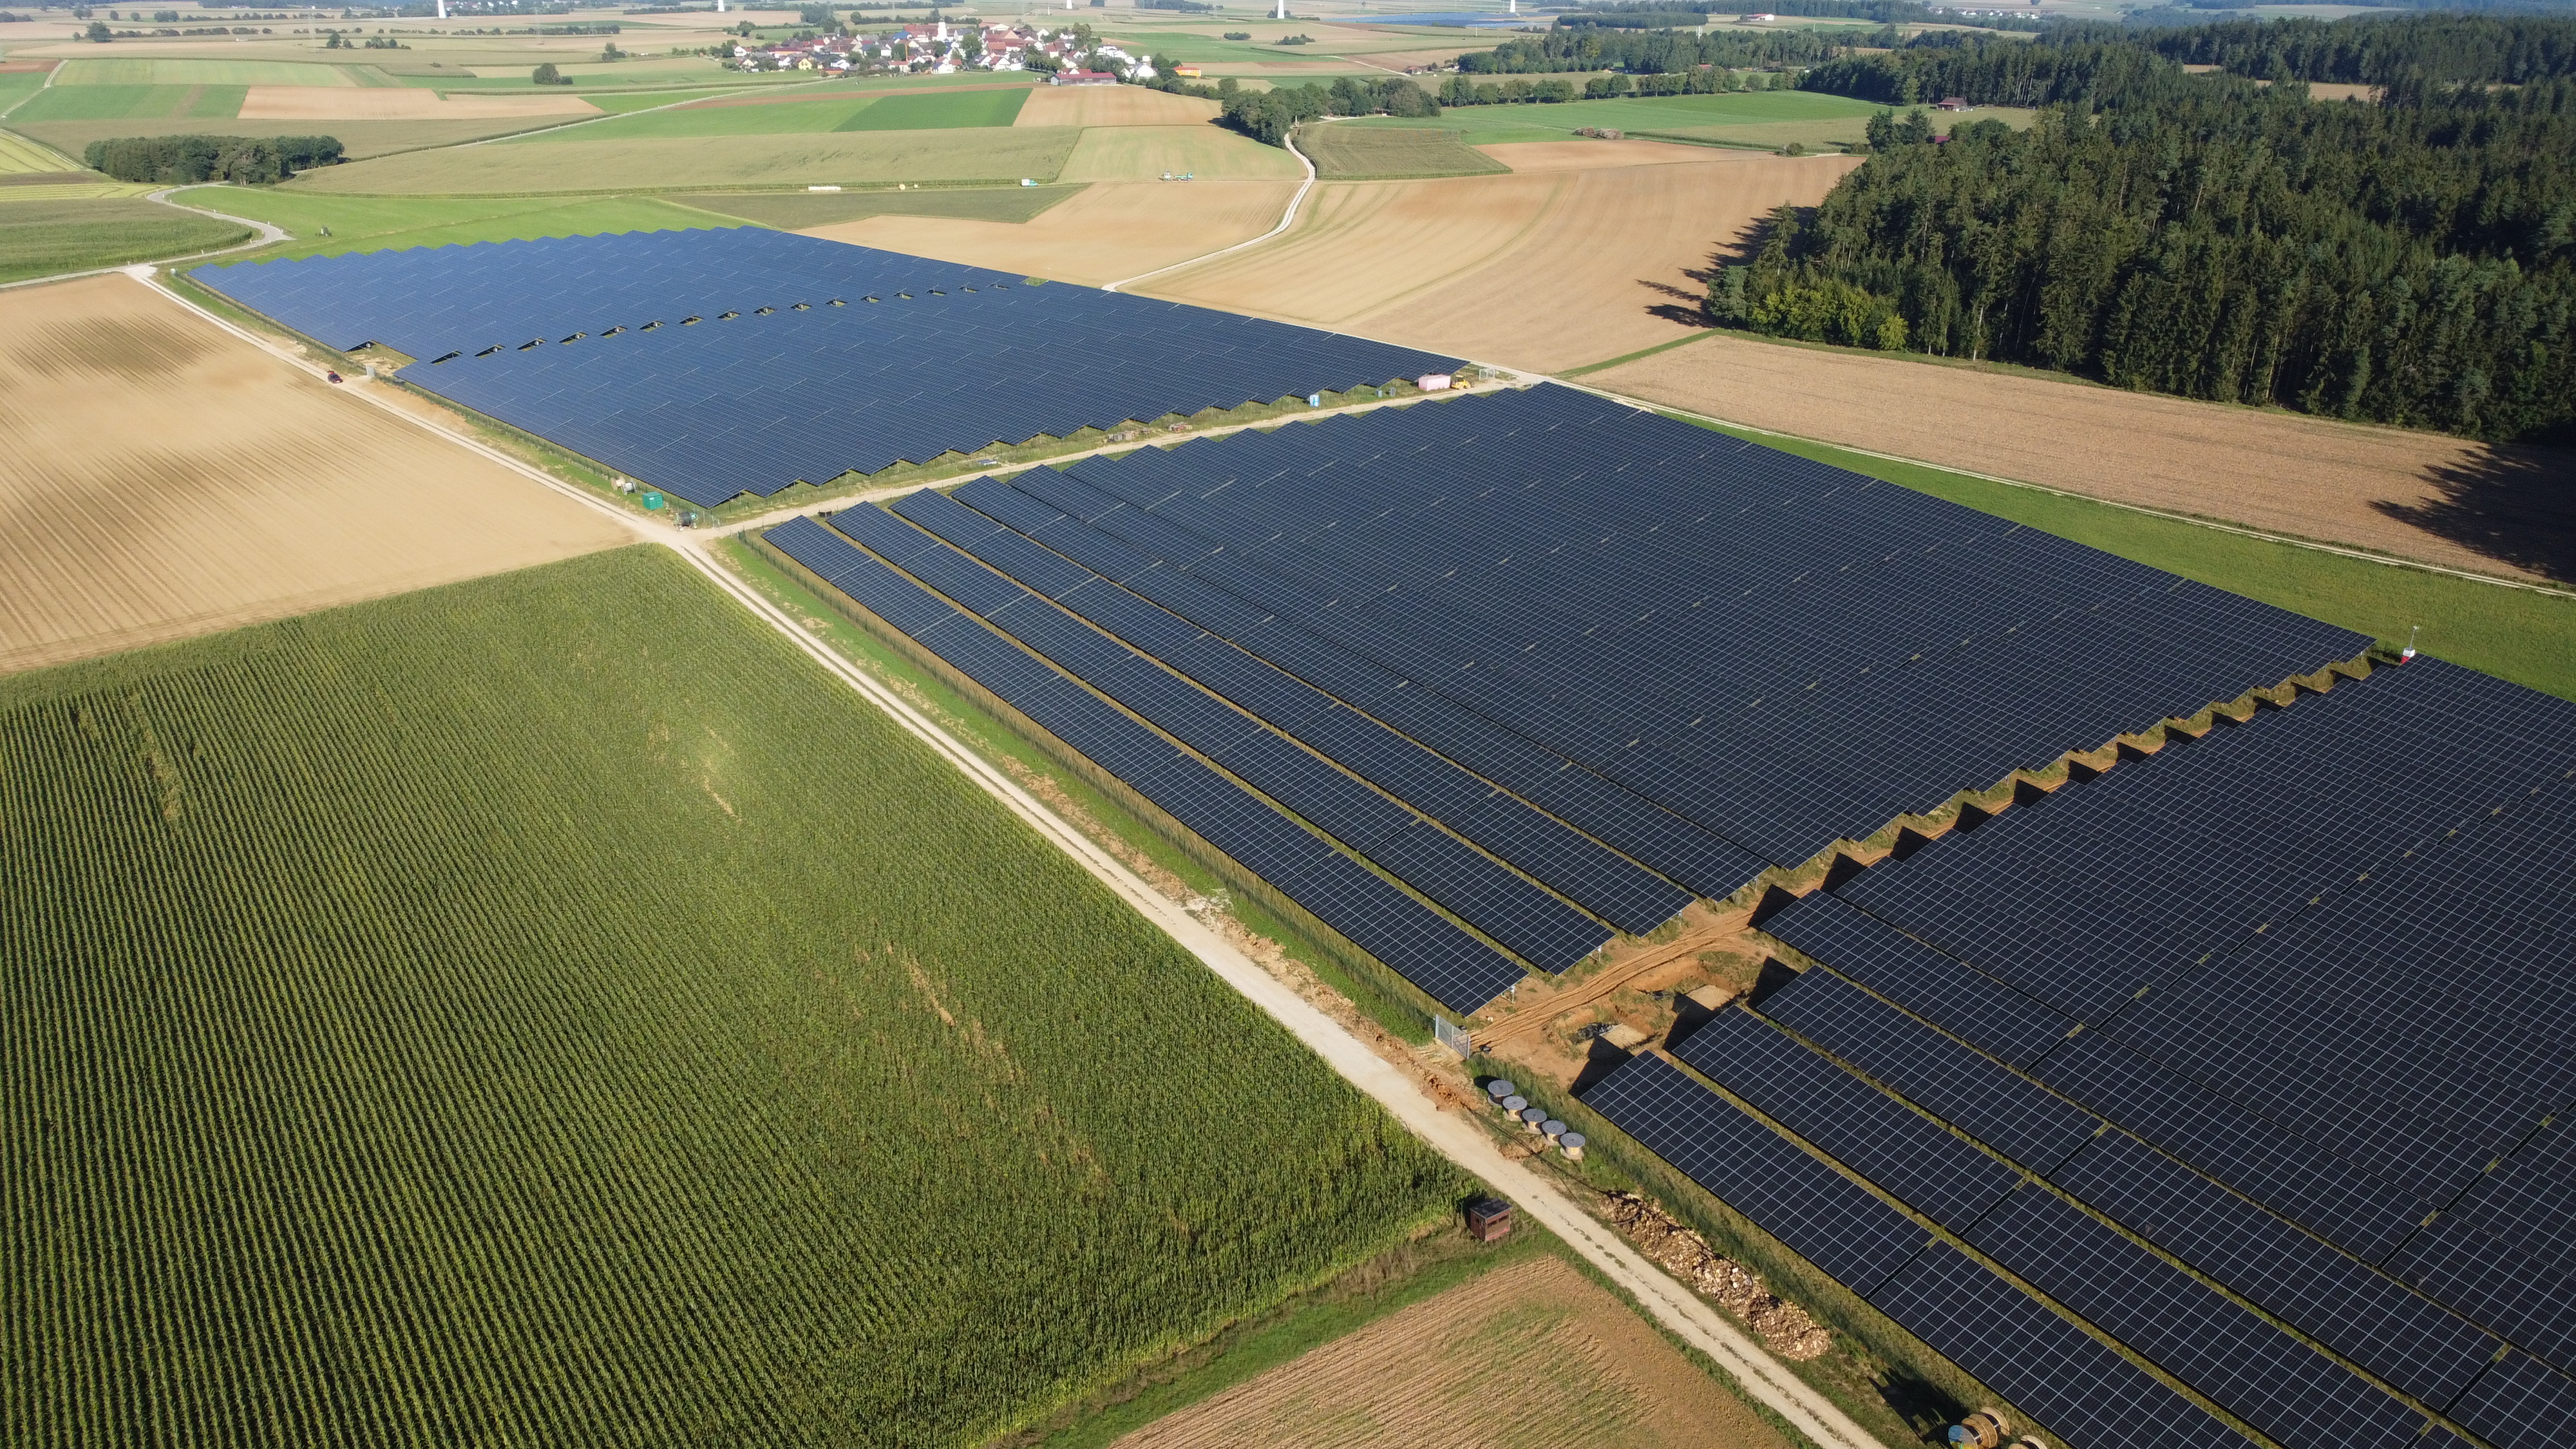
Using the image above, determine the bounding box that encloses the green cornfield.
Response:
[0,547,1468,1448]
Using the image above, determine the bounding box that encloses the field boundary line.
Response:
[1557,377,2576,603]
[1103,122,1324,294]
[135,276,1884,1449]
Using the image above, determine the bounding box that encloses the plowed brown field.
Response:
[1141,152,1857,373]
[1588,334,2576,583]
[802,178,1298,286]
[0,274,633,674]
[1110,1254,1789,1449]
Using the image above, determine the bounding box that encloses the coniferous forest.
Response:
[1712,15,2576,442]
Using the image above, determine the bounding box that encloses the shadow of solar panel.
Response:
[1870,1242,2259,1449]
[1578,1052,1927,1295]
[196,229,1463,508]
[764,518,1522,1012]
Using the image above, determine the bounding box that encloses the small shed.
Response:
[1935,96,1972,111]
[1466,1197,1515,1242]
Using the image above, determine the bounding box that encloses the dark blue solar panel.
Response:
[2448,1350,2576,1449]
[197,229,1461,507]
[1870,1244,2260,1449]
[1756,965,2100,1173]
[895,486,1696,936]
[1964,1187,2428,1449]
[996,384,2367,873]
[764,516,1523,1012]
[2048,1132,2501,1410]
[1578,1052,1927,1295]
[826,506,1611,974]
[1672,1008,2022,1231]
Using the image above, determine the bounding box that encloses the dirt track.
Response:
[0,274,632,675]
[1144,152,1859,373]
[1108,1255,1791,1449]
[802,179,1299,287]
[1589,334,2576,584]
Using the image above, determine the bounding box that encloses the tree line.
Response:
[1217,78,1437,145]
[85,134,344,185]
[1457,24,1879,74]
[1724,19,2576,442]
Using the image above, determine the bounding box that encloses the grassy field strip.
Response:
[0,126,77,173]
[0,180,158,201]
[0,196,258,289]
[134,269,1886,1449]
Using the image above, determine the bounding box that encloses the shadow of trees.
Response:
[1633,214,1778,333]
[2376,442,2576,583]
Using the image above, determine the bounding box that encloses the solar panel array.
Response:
[764,516,1526,1014]
[1581,656,2576,1449]
[195,228,1460,507]
[960,384,2369,873]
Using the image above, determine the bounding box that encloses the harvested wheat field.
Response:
[1484,137,1749,171]
[1016,84,1219,128]
[1145,152,1857,373]
[238,86,602,121]
[0,274,633,674]
[1589,334,2576,584]
[1111,1254,1790,1449]
[1056,123,1306,182]
[803,178,1297,286]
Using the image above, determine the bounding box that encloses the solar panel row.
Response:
[1712,658,2576,1448]
[1667,1005,2432,1449]
[977,384,2367,873]
[947,471,1770,902]
[196,229,1461,507]
[824,502,1613,972]
[884,487,1692,935]
[1582,1052,2259,1449]
[764,516,1524,1013]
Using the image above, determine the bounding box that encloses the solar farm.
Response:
[1584,657,2576,1449]
[104,222,2576,1449]
[197,229,1459,507]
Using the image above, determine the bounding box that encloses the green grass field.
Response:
[1298,124,1507,180]
[684,182,1083,228]
[12,82,232,123]
[182,189,744,261]
[0,546,1469,1448]
[51,57,368,86]
[0,195,250,283]
[835,86,1030,131]
[291,126,1081,194]
[1670,415,2576,700]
